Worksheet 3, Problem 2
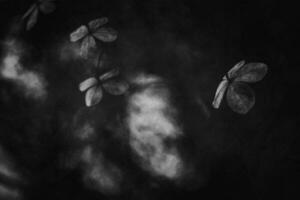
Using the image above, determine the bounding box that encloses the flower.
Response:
[70,17,118,59]
[22,0,56,30]
[212,60,268,114]
[79,68,129,107]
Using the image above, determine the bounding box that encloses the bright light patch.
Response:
[150,149,181,178]
[1,55,21,79]
[81,146,122,194]
[0,39,47,99]
[18,71,47,99]
[0,184,19,199]
[85,158,121,193]
[59,41,82,61]
[131,73,161,86]
[0,148,20,199]
[127,74,183,179]
[0,147,19,180]
[75,123,95,140]
[0,163,18,180]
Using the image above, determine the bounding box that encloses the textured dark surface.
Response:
[0,0,298,200]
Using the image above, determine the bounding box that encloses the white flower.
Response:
[22,0,56,30]
[212,60,268,114]
[79,69,129,107]
[70,17,118,58]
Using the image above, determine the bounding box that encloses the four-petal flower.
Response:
[212,60,268,114]
[79,69,129,107]
[70,17,118,59]
[22,0,56,30]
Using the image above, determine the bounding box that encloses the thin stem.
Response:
[96,48,104,69]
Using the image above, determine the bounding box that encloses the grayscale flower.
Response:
[22,0,56,30]
[70,17,118,59]
[212,60,268,114]
[79,69,129,107]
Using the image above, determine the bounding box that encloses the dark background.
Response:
[0,0,299,200]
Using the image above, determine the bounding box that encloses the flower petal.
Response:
[70,25,89,42]
[99,68,119,82]
[85,86,103,107]
[26,7,39,30]
[80,36,96,59]
[102,80,129,95]
[226,81,255,114]
[39,0,56,14]
[212,77,229,109]
[227,60,246,79]
[22,4,37,20]
[79,77,98,92]
[234,63,268,83]
[88,17,109,31]
[93,27,118,42]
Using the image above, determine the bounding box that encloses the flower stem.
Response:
[96,48,104,69]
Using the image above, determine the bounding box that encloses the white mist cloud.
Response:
[18,71,47,99]
[81,146,122,194]
[0,162,19,181]
[130,73,162,86]
[0,39,47,100]
[1,54,21,79]
[127,74,183,179]
[0,147,21,199]
[0,148,19,180]
[75,123,95,140]
[59,41,82,61]
[0,184,19,199]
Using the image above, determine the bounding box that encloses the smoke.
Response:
[0,185,19,199]
[0,161,18,181]
[0,147,19,180]
[67,107,124,194]
[0,147,21,199]
[127,73,183,179]
[0,39,47,100]
[58,40,82,61]
[75,122,95,140]
[80,146,122,194]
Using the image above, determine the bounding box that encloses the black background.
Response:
[0,0,299,200]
